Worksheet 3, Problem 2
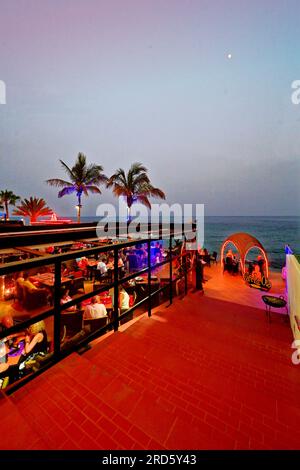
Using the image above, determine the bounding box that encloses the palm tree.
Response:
[107,162,166,220]
[0,190,20,220]
[13,197,52,224]
[46,153,107,223]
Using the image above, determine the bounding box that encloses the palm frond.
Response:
[58,187,76,198]
[85,185,102,194]
[136,195,151,209]
[59,160,76,181]
[46,178,74,188]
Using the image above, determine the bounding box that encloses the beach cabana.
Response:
[220,232,269,278]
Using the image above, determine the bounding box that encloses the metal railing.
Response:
[0,234,191,393]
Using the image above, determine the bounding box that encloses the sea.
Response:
[76,215,299,271]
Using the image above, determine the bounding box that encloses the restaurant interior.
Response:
[0,238,187,389]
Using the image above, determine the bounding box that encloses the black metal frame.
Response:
[0,234,190,393]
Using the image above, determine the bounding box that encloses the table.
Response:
[262,295,288,323]
[30,273,72,288]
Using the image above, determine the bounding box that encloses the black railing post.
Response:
[113,246,119,331]
[147,240,151,317]
[54,259,62,359]
[169,237,173,305]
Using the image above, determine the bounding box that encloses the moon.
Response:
[227,53,232,59]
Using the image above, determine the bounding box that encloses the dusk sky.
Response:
[0,0,299,216]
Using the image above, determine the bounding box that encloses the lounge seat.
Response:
[84,316,107,333]
[22,285,49,310]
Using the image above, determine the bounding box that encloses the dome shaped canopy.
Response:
[220,232,269,277]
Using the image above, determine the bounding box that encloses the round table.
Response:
[262,295,288,323]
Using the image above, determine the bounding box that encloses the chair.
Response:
[69,277,85,296]
[87,265,96,281]
[61,310,83,338]
[22,286,48,310]
[93,269,109,287]
[83,316,107,333]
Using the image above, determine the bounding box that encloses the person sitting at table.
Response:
[119,287,130,312]
[77,257,88,275]
[97,257,108,275]
[61,289,76,311]
[106,255,114,270]
[22,272,39,291]
[23,321,48,356]
[83,296,107,320]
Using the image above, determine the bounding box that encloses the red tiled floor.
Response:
[2,290,299,450]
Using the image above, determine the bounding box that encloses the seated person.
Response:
[97,257,108,275]
[119,287,130,312]
[61,289,76,312]
[83,296,107,320]
[257,255,265,275]
[23,321,48,357]
[106,255,114,270]
[77,257,88,274]
[22,272,39,292]
[252,264,262,282]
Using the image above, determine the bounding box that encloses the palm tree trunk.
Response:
[77,193,82,223]
[4,201,9,220]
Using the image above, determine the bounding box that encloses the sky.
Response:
[0,0,299,217]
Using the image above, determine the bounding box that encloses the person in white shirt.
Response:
[84,296,107,320]
[119,287,130,311]
[97,258,108,275]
